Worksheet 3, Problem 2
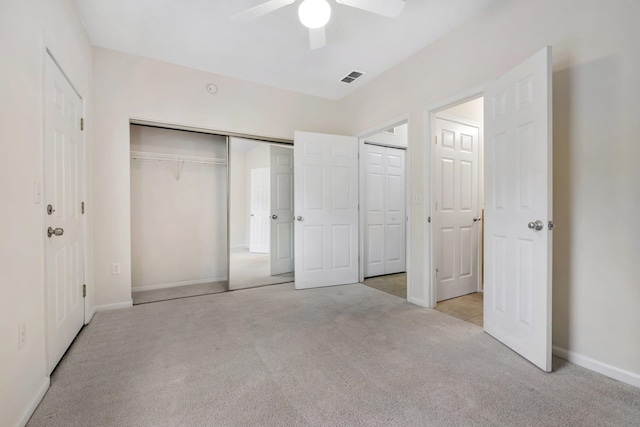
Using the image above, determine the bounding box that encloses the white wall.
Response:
[0,1,93,426]
[341,0,640,381]
[92,47,347,309]
[130,126,227,289]
[440,98,484,123]
[363,123,408,147]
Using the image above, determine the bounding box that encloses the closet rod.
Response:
[130,150,227,166]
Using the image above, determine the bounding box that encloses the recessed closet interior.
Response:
[130,125,228,304]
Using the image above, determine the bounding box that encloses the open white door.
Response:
[249,167,270,253]
[294,131,359,289]
[270,145,294,275]
[44,53,85,374]
[484,46,553,372]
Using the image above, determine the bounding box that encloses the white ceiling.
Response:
[75,0,498,100]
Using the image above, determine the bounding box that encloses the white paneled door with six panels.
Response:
[270,145,294,275]
[484,46,553,372]
[364,144,406,278]
[294,132,359,289]
[44,53,85,374]
[434,118,480,302]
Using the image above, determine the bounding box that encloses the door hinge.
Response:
[81,201,85,214]
[428,216,431,223]
[435,136,437,145]
[435,268,439,278]
[80,118,84,131]
[82,284,86,298]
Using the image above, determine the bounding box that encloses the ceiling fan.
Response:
[230,0,406,50]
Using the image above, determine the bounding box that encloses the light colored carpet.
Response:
[132,280,227,305]
[29,283,640,426]
[229,247,294,290]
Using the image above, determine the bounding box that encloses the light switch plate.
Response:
[412,192,423,205]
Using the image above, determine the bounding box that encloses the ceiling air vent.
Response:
[341,70,365,83]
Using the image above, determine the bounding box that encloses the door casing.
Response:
[432,113,484,302]
[423,86,488,308]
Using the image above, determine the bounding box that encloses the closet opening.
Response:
[360,122,409,300]
[130,124,229,305]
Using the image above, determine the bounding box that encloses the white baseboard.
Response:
[93,300,133,312]
[132,276,227,292]
[553,345,640,388]
[86,306,96,324]
[17,377,49,427]
[230,244,249,250]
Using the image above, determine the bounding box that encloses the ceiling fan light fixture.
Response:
[298,0,331,29]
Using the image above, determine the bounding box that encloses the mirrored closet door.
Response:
[228,137,294,290]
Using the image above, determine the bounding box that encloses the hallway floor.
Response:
[363,273,483,327]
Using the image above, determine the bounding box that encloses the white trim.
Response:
[553,346,640,388]
[86,307,96,324]
[93,300,133,312]
[16,377,49,427]
[131,276,228,292]
[423,85,488,308]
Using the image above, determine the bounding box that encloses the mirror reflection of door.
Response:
[229,138,294,290]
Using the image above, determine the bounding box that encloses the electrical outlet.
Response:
[18,323,26,349]
[112,263,121,275]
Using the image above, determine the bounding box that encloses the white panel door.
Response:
[484,46,553,372]
[44,53,85,374]
[294,131,359,289]
[270,145,294,275]
[434,118,480,301]
[364,144,406,278]
[249,167,270,253]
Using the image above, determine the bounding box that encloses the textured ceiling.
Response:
[75,0,498,99]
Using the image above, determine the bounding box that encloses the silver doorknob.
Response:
[271,214,278,220]
[47,227,64,238]
[296,216,303,221]
[527,220,544,231]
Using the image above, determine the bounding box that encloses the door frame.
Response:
[432,112,484,301]
[357,115,412,300]
[423,85,487,308]
[41,45,89,369]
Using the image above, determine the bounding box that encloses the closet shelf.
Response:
[130,150,227,180]
[130,151,227,166]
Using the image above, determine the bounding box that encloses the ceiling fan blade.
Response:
[309,26,326,50]
[335,0,405,18]
[230,0,296,23]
